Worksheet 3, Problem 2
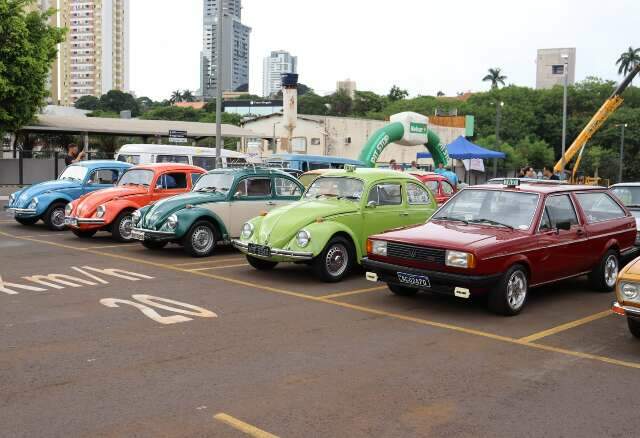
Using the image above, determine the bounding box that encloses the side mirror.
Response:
[556,221,571,232]
[367,200,377,208]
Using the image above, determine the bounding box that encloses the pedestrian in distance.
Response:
[409,160,419,171]
[524,166,536,178]
[543,165,560,180]
[64,143,85,166]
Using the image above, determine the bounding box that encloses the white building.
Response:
[536,48,576,89]
[337,79,356,98]
[262,50,297,97]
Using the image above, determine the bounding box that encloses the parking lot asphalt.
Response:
[2,198,640,437]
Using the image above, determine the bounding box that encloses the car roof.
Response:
[611,182,640,187]
[410,171,447,181]
[130,163,206,172]
[203,167,296,178]
[475,183,606,194]
[267,154,364,165]
[319,168,420,182]
[71,160,132,169]
[117,144,247,158]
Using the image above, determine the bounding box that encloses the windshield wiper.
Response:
[197,187,218,192]
[434,216,468,225]
[337,195,360,200]
[469,218,514,229]
[625,204,640,208]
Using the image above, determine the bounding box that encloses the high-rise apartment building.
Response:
[262,50,297,97]
[337,79,356,98]
[200,0,251,99]
[536,48,576,89]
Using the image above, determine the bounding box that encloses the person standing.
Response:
[64,143,85,166]
[409,160,419,171]
[543,166,560,180]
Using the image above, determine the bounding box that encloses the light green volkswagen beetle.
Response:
[232,167,437,282]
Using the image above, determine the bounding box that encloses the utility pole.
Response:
[617,123,627,183]
[493,101,503,177]
[214,0,224,168]
[560,54,569,176]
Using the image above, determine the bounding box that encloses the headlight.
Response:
[28,198,38,209]
[368,239,387,256]
[620,282,640,301]
[166,214,178,230]
[445,250,475,268]
[241,222,254,239]
[132,210,141,224]
[96,204,106,218]
[65,203,73,216]
[9,193,15,205]
[296,229,311,247]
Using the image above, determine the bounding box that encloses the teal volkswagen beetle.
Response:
[131,168,304,257]
[233,167,437,282]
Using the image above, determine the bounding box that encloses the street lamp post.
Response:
[616,123,628,183]
[214,2,224,169]
[560,54,569,176]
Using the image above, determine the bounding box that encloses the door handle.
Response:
[266,201,276,206]
[400,212,409,216]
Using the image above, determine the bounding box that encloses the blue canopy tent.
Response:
[417,136,506,184]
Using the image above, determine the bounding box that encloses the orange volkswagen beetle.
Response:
[64,163,205,241]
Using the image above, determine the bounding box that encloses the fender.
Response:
[496,254,533,281]
[290,220,363,261]
[174,207,229,241]
[36,192,74,216]
[102,199,142,225]
[603,237,620,256]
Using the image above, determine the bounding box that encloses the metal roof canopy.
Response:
[20,115,259,140]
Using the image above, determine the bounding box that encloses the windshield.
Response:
[611,186,640,207]
[433,189,539,230]
[118,169,153,187]
[193,173,234,192]
[304,176,364,201]
[59,165,88,182]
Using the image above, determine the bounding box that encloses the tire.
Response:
[182,220,219,257]
[312,236,355,282]
[15,217,39,226]
[488,264,528,316]
[71,228,97,238]
[111,210,135,242]
[388,283,418,296]
[142,240,168,250]
[627,318,640,339]
[43,202,67,231]
[589,250,619,292]
[246,255,278,270]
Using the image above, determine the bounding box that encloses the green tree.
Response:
[170,90,182,104]
[98,90,140,116]
[181,89,195,102]
[616,46,640,76]
[352,91,386,116]
[298,92,328,115]
[0,0,66,134]
[74,95,100,110]
[140,106,200,122]
[482,68,507,89]
[388,85,409,102]
[516,137,554,169]
[327,90,352,116]
[476,135,524,173]
[136,96,155,113]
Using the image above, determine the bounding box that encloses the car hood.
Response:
[74,186,146,216]
[14,180,80,206]
[256,198,359,248]
[142,191,227,227]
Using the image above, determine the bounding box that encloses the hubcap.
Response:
[604,255,618,288]
[119,214,133,240]
[192,225,214,254]
[325,243,348,277]
[506,270,527,310]
[52,208,65,228]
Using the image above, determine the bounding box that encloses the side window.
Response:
[156,155,189,164]
[156,173,187,190]
[542,194,579,229]
[539,207,552,231]
[118,154,140,164]
[576,192,626,223]
[407,183,432,205]
[192,156,216,170]
[441,181,454,195]
[274,177,302,197]
[235,178,272,198]
[368,183,402,206]
[88,169,118,185]
[424,181,438,193]
[190,173,202,187]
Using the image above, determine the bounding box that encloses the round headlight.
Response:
[9,193,15,204]
[28,198,38,209]
[65,203,73,216]
[96,204,106,218]
[132,210,141,224]
[621,282,639,300]
[296,230,311,247]
[241,222,254,239]
[166,214,178,230]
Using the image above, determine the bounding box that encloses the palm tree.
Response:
[616,46,640,75]
[482,68,507,89]
[169,90,183,104]
[181,89,195,102]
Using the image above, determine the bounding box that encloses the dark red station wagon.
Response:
[362,180,638,315]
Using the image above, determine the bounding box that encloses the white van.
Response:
[115,144,248,170]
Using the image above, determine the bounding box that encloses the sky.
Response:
[130,0,640,101]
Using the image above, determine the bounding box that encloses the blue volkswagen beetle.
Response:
[4,160,132,230]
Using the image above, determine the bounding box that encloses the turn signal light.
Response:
[260,211,268,217]
[366,239,372,254]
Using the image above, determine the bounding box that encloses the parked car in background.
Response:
[610,183,640,246]
[115,144,248,170]
[612,255,640,338]
[410,171,457,204]
[233,167,437,282]
[299,169,334,188]
[131,168,304,257]
[362,180,637,315]
[264,154,364,172]
[64,163,205,241]
[4,160,132,230]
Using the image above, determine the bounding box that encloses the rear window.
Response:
[193,156,216,170]
[156,155,189,164]
[575,192,627,223]
[117,154,140,165]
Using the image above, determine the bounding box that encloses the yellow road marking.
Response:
[1,230,639,371]
[519,310,613,343]
[189,263,250,271]
[214,413,279,438]
[319,286,387,299]
[84,243,137,250]
[174,257,245,267]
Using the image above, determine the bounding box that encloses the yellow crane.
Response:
[554,63,640,183]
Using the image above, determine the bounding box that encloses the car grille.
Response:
[387,242,446,264]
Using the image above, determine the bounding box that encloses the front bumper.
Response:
[4,206,38,216]
[361,257,502,296]
[131,227,176,241]
[232,239,314,261]
[612,301,640,319]
[64,216,106,227]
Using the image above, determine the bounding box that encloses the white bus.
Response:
[115,144,248,170]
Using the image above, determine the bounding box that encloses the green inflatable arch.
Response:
[357,121,449,168]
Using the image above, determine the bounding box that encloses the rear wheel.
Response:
[43,202,66,231]
[312,236,355,282]
[15,217,39,226]
[589,250,619,292]
[627,318,640,339]
[488,264,528,316]
[182,220,219,257]
[142,240,168,250]
[388,283,418,296]
[111,210,135,242]
[71,229,97,238]
[246,255,278,270]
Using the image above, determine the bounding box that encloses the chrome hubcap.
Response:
[604,255,618,288]
[325,243,348,277]
[506,271,527,310]
[52,208,65,228]
[119,214,133,240]
[192,225,214,253]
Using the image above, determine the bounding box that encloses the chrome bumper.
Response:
[232,239,314,260]
[132,227,175,238]
[5,207,37,215]
[612,301,640,318]
[65,216,105,224]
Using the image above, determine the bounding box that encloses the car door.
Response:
[272,176,303,208]
[152,172,189,201]
[84,168,120,194]
[362,181,406,245]
[227,177,274,237]
[405,182,435,226]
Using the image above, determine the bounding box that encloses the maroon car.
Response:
[362,180,637,315]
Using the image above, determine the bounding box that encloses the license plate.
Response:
[64,218,77,226]
[131,230,145,241]
[248,243,271,257]
[397,272,430,288]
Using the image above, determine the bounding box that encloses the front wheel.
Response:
[15,217,39,226]
[112,210,135,242]
[246,255,278,270]
[312,236,355,283]
[71,228,97,238]
[589,250,619,292]
[182,220,219,257]
[142,240,168,250]
[627,318,640,339]
[43,202,67,231]
[388,283,418,296]
[488,264,528,316]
